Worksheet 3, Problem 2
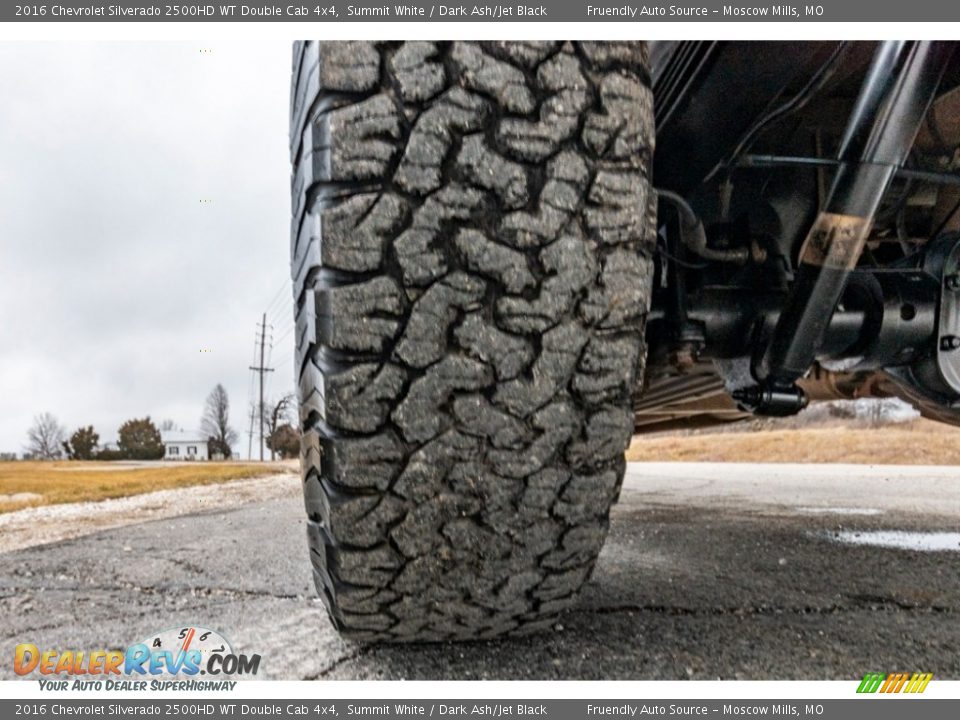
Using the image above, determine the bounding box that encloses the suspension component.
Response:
[659,189,751,264]
[748,41,954,414]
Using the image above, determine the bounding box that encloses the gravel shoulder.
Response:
[0,473,300,554]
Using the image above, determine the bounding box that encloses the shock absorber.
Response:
[744,41,954,415]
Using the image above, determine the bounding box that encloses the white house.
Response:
[161,431,209,461]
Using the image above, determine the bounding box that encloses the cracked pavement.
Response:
[2,463,959,680]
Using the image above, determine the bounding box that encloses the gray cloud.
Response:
[0,42,294,456]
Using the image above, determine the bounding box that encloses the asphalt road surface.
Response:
[2,463,959,680]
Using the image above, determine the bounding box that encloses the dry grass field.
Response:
[4,419,956,516]
[626,418,960,465]
[0,461,288,514]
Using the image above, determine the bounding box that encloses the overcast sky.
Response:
[0,42,294,457]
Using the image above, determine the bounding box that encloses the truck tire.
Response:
[290,41,656,641]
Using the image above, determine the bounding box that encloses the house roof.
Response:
[161,431,207,444]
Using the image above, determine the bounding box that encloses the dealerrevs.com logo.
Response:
[14,626,260,691]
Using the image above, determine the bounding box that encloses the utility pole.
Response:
[249,313,274,461]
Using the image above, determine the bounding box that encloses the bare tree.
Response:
[265,394,294,461]
[158,419,178,432]
[200,384,238,459]
[25,412,66,460]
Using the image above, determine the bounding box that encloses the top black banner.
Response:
[6,0,959,22]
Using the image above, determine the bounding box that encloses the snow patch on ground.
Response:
[0,492,42,503]
[0,473,299,554]
[824,530,960,552]
[800,398,920,425]
[794,506,883,516]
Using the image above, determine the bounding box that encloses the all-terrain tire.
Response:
[290,41,656,641]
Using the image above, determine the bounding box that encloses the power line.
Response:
[265,321,297,401]
[273,323,295,349]
[270,351,293,369]
[245,329,259,461]
[263,273,288,306]
[268,307,294,334]
[263,339,276,398]
[270,311,294,331]
[249,313,275,462]
[267,312,293,337]
[263,279,292,320]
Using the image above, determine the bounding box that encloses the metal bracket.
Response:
[934,238,960,394]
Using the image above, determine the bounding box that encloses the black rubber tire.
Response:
[290,41,656,642]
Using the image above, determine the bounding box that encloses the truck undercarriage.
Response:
[639,41,960,433]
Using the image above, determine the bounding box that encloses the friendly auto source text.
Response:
[587,5,809,16]
[586,706,806,716]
